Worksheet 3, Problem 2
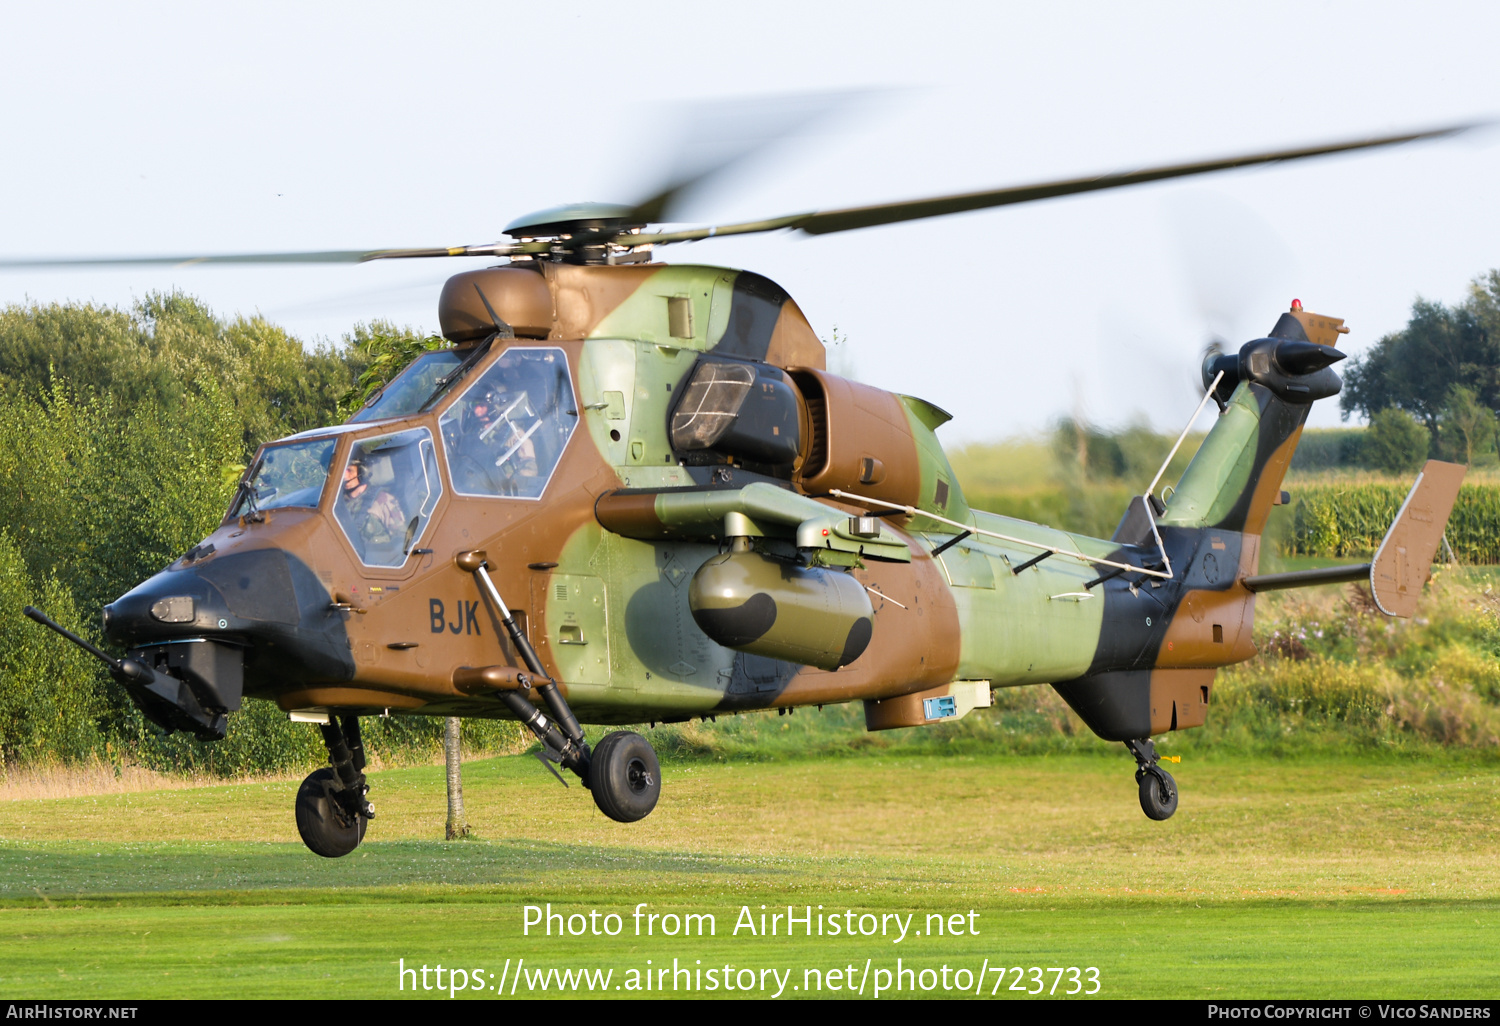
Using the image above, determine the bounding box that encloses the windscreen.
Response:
[230,438,337,517]
[669,358,802,465]
[347,350,464,423]
[671,361,754,450]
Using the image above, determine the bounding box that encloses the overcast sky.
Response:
[2,1,1497,442]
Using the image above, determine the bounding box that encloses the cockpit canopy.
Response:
[333,428,442,567]
[438,346,577,499]
[346,349,465,423]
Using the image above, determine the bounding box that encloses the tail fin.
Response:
[1371,460,1466,616]
[1158,304,1347,536]
[1238,459,1466,618]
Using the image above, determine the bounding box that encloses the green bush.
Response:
[1290,428,1366,472]
[117,699,527,776]
[0,296,368,775]
[0,531,105,764]
[1363,408,1430,474]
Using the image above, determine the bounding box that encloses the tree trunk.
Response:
[444,716,468,840]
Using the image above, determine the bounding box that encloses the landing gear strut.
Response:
[296,715,374,857]
[1125,737,1178,821]
[459,551,661,824]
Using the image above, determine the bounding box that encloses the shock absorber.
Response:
[456,551,591,780]
[319,716,375,819]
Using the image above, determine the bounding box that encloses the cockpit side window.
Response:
[439,347,577,500]
[333,427,442,567]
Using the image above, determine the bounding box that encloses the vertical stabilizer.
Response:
[1371,460,1466,617]
[1158,305,1347,538]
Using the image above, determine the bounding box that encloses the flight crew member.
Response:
[469,389,540,492]
[338,456,406,559]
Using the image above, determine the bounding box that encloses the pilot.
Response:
[338,455,407,557]
[469,388,540,490]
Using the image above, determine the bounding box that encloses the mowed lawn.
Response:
[0,751,1497,999]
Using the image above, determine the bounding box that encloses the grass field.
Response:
[1,746,1497,1000]
[3,440,1497,1001]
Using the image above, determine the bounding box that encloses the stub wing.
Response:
[594,482,912,562]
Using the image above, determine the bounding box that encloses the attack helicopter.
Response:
[17,123,1472,857]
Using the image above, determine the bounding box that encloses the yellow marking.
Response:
[1160,755,1182,763]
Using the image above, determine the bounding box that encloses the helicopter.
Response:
[16,122,1472,857]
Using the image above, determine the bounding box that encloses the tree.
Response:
[0,297,527,779]
[0,532,102,765]
[0,293,363,460]
[1340,278,1500,434]
[0,295,368,772]
[445,717,469,840]
[1363,408,1429,474]
[1467,270,1500,341]
[1438,385,1497,465]
[336,323,449,420]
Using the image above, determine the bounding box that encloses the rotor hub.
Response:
[502,203,653,264]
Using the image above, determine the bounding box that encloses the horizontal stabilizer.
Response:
[1370,460,1466,617]
[1241,563,1371,593]
[1237,460,1464,615]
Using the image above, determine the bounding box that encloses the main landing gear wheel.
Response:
[295,767,369,858]
[588,731,661,823]
[1137,767,1178,821]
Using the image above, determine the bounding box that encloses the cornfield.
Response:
[1290,483,1500,563]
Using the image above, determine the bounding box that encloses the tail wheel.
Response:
[588,731,661,823]
[1138,767,1179,821]
[295,767,368,857]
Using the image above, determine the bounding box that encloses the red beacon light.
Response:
[1291,298,1303,311]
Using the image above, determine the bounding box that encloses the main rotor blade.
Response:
[625,122,1478,246]
[797,123,1477,234]
[624,91,867,224]
[0,242,535,270]
[5,122,1476,269]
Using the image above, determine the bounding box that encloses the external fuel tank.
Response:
[688,550,873,671]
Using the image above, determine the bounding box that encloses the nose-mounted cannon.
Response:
[25,603,240,741]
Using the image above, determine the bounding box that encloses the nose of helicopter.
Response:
[103,546,356,709]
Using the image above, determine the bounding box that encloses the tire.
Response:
[588,731,661,823]
[295,767,368,857]
[1138,767,1178,821]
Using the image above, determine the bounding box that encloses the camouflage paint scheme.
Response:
[104,261,1356,744]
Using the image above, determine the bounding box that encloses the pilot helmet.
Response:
[473,389,501,416]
